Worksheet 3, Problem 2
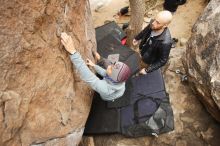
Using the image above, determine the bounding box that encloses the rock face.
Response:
[0,0,96,146]
[184,0,220,122]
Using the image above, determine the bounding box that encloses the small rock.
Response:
[180,38,188,46]
[94,3,104,12]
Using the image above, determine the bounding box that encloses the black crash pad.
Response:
[95,21,126,42]
[84,70,174,136]
[84,22,174,137]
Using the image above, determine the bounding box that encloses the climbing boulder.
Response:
[184,0,220,122]
[0,0,96,146]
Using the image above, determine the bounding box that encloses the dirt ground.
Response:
[86,0,220,145]
[91,0,128,27]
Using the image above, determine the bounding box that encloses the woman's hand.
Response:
[86,59,95,67]
[61,32,76,54]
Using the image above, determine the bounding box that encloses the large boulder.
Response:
[184,0,220,122]
[0,0,96,146]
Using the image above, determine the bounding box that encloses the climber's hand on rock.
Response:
[92,51,101,61]
[61,32,76,54]
[86,59,95,67]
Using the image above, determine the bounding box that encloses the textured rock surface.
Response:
[184,0,220,122]
[0,0,96,146]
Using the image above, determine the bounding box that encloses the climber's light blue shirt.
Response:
[70,52,125,101]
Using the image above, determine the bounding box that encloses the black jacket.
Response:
[135,24,172,73]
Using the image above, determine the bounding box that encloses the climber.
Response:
[133,10,173,75]
[60,32,131,101]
